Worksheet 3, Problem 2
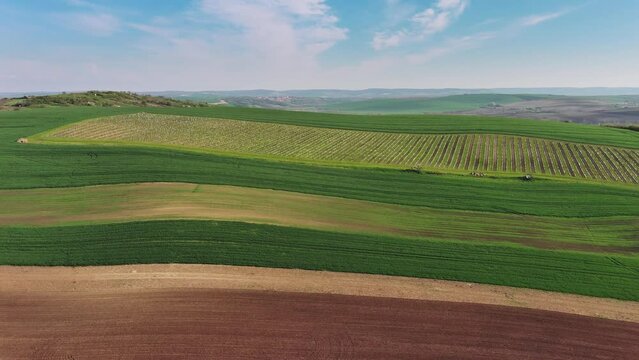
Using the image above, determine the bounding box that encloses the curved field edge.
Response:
[4,265,639,323]
[1,220,639,301]
[1,182,637,252]
[33,113,639,184]
[4,106,639,149]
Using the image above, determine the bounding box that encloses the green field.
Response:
[2,104,639,301]
[39,113,639,183]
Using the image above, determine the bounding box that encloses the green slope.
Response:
[1,220,638,301]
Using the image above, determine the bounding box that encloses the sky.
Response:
[1,0,638,91]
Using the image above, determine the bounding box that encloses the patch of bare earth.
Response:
[2,264,638,322]
[3,265,639,359]
[2,289,638,359]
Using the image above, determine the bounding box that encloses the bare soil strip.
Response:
[2,264,638,323]
[2,182,637,252]
[2,287,638,359]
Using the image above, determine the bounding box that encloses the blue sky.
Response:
[1,0,638,91]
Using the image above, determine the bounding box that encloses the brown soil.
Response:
[2,264,638,323]
[2,288,638,360]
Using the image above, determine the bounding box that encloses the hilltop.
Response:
[0,91,207,109]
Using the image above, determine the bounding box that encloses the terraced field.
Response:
[41,113,639,183]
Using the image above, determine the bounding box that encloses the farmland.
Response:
[2,102,639,358]
[6,1,639,356]
[4,267,639,359]
[39,113,639,183]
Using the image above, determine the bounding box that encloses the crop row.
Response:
[50,113,639,183]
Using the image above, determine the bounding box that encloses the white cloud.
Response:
[520,11,567,27]
[66,0,102,11]
[372,31,407,50]
[198,0,347,58]
[407,32,495,64]
[373,0,468,50]
[65,12,120,36]
[59,0,120,36]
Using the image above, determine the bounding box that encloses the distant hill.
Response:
[323,94,556,114]
[147,87,639,100]
[1,91,206,109]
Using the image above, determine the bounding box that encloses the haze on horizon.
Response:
[1,0,638,92]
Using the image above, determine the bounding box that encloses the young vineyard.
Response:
[44,113,639,184]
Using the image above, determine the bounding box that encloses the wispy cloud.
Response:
[64,12,120,36]
[66,0,103,11]
[519,11,568,27]
[373,0,468,50]
[59,0,120,36]
[198,0,347,58]
[404,7,573,63]
[407,32,495,64]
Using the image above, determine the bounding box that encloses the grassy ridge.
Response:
[5,91,204,108]
[1,220,638,301]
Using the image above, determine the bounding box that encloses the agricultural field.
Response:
[40,113,639,183]
[2,102,639,358]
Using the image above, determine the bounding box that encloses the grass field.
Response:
[40,113,639,183]
[2,183,636,252]
[2,220,639,301]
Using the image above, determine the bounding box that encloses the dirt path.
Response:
[2,264,638,323]
[2,288,638,359]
